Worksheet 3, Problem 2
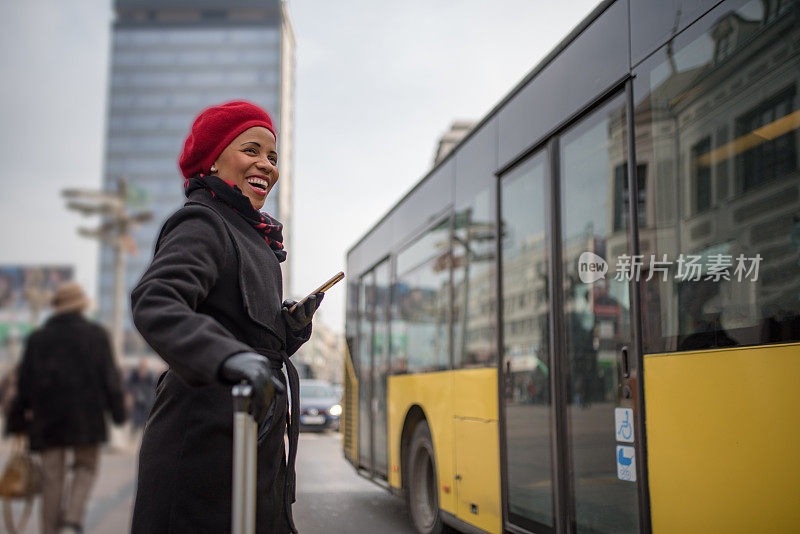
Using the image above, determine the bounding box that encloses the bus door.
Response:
[555,92,642,533]
[500,92,644,533]
[357,258,391,477]
[372,258,391,477]
[500,148,556,533]
[357,271,373,471]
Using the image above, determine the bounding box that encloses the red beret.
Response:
[179,100,276,179]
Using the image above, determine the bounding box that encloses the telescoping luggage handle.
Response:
[232,383,257,534]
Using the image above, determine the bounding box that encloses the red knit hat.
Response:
[179,100,276,179]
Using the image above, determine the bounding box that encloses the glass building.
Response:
[99,0,295,355]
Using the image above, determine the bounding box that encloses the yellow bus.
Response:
[342,1,800,532]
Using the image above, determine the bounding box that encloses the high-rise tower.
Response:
[99,0,295,355]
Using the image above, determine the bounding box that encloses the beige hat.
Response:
[52,282,89,314]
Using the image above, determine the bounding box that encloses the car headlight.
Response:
[329,404,342,416]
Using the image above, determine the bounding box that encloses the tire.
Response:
[407,421,445,534]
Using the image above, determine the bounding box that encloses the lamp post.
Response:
[62,178,152,364]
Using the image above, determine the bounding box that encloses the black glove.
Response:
[218,352,285,422]
[282,293,324,331]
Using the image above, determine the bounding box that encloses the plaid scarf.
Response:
[184,175,286,263]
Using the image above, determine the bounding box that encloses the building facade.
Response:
[292,319,345,384]
[98,0,295,355]
[432,121,476,166]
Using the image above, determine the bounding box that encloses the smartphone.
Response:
[288,271,345,313]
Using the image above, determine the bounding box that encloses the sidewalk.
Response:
[0,437,138,534]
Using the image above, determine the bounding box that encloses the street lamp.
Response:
[62,177,152,363]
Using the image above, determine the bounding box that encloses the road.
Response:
[0,438,137,534]
[0,431,415,533]
[294,431,415,534]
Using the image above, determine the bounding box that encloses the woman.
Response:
[130,101,321,533]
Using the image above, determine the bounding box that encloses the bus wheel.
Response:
[408,421,444,534]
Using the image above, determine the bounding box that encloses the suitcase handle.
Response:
[232,383,257,534]
[232,383,254,413]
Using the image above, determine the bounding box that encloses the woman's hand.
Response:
[218,352,284,422]
[282,293,324,332]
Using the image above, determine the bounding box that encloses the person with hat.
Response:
[6,281,127,534]
[130,100,322,533]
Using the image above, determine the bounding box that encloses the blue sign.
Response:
[614,407,634,443]
[616,445,636,482]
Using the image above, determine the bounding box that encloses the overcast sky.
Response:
[0,0,599,333]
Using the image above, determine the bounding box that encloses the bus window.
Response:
[453,186,498,369]
[392,218,452,374]
[633,0,800,353]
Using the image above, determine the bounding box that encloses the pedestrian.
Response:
[0,363,19,417]
[130,100,322,533]
[5,281,127,534]
[125,359,156,441]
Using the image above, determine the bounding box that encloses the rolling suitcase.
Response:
[232,384,257,534]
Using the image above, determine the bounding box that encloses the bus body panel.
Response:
[342,343,358,464]
[454,418,501,533]
[644,342,800,532]
[453,368,501,533]
[387,371,456,513]
[388,369,501,532]
[453,367,499,421]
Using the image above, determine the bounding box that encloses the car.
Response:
[298,379,341,432]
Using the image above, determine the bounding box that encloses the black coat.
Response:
[6,313,127,451]
[130,189,310,534]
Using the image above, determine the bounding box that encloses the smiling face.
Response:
[211,126,278,211]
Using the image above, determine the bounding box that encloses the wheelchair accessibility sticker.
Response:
[616,446,636,482]
[614,407,634,443]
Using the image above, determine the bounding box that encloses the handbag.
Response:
[0,436,41,534]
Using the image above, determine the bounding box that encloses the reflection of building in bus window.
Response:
[635,0,800,353]
[393,264,449,373]
[453,190,498,369]
[566,311,598,408]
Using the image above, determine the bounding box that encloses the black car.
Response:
[298,379,341,432]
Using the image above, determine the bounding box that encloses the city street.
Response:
[0,431,414,533]
[0,437,137,534]
[294,432,413,534]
